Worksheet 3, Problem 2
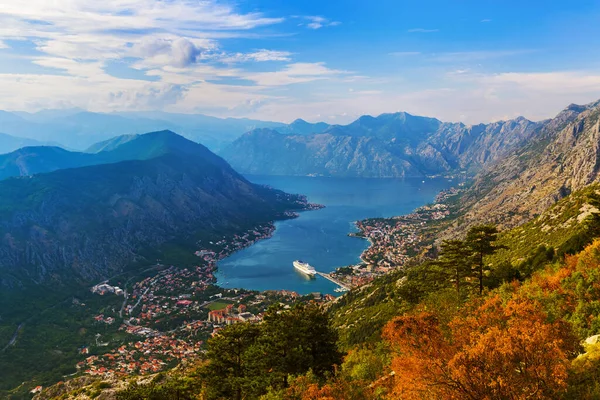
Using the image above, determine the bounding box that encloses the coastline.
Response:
[335,191,455,288]
[196,201,325,285]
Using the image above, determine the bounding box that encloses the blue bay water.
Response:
[216,176,453,295]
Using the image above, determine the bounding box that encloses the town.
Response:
[79,219,334,378]
[330,201,452,288]
[76,197,451,379]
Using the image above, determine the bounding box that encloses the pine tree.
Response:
[437,239,473,297]
[465,225,505,295]
[201,323,264,400]
[261,303,342,390]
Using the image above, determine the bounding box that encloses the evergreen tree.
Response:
[201,323,264,400]
[201,303,342,399]
[437,239,472,297]
[261,303,343,390]
[465,225,505,295]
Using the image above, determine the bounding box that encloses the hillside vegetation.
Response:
[32,194,600,399]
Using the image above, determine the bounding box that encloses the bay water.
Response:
[216,175,453,295]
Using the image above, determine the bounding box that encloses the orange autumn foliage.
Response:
[383,295,577,400]
[283,374,378,400]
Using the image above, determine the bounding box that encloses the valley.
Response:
[4,2,600,398]
[3,100,600,399]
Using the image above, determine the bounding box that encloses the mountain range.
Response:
[3,99,600,289]
[0,131,308,289]
[449,100,600,231]
[0,132,55,155]
[220,112,540,178]
[0,109,330,153]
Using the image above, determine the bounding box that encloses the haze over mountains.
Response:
[0,109,291,152]
[0,132,55,154]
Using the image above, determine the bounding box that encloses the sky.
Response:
[1,0,600,124]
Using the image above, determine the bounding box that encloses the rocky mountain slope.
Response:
[220,128,420,177]
[0,131,306,288]
[452,100,600,230]
[221,112,541,178]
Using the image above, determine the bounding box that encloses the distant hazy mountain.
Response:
[0,130,307,287]
[0,129,262,181]
[85,134,140,153]
[275,118,330,135]
[0,132,49,155]
[221,112,540,178]
[0,146,95,180]
[0,109,323,152]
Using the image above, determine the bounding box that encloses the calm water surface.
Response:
[216,176,453,295]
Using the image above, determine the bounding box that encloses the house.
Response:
[30,386,43,394]
[208,310,228,324]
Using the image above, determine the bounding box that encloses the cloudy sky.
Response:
[1,0,600,124]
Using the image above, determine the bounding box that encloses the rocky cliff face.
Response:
[221,113,542,178]
[450,100,600,231]
[0,132,306,288]
[220,129,420,177]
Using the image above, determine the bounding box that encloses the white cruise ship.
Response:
[293,260,317,277]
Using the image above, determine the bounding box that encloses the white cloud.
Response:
[301,16,341,30]
[221,49,292,63]
[0,0,284,64]
[232,69,600,125]
[32,57,106,78]
[131,37,216,68]
[245,62,349,86]
[481,19,492,23]
[0,40,8,49]
[483,71,600,94]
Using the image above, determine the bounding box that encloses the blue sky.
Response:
[1,0,600,123]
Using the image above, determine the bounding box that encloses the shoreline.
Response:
[196,201,325,286]
[333,189,459,288]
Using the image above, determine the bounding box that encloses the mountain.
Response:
[85,134,139,153]
[0,132,49,155]
[220,128,420,177]
[327,112,442,143]
[452,99,600,230]
[0,131,307,288]
[0,110,284,151]
[0,146,96,180]
[221,112,540,178]
[275,118,330,135]
[0,130,231,181]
